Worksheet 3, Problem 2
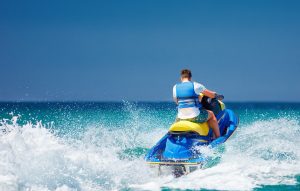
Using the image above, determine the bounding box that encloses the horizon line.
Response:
[0,100,300,103]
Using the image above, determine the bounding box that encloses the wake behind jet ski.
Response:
[145,97,239,176]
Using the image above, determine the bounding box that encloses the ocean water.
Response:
[0,101,299,191]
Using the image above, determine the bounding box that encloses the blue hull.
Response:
[145,109,239,167]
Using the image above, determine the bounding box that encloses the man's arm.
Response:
[173,97,178,104]
[202,89,216,98]
[173,85,178,104]
[202,89,224,100]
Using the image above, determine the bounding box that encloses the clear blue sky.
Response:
[0,0,299,102]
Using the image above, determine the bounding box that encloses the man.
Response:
[173,69,223,138]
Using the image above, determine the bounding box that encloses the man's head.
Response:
[181,69,192,81]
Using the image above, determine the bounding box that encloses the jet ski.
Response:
[144,96,239,176]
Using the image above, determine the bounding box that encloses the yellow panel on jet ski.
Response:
[218,100,226,110]
[169,121,209,136]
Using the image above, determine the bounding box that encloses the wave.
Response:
[0,113,165,191]
[0,112,299,190]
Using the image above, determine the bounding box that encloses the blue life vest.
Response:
[175,81,202,109]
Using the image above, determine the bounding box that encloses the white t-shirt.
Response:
[173,81,206,119]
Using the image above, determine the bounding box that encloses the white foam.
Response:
[0,115,299,191]
[0,115,165,191]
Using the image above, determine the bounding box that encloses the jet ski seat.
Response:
[169,120,210,136]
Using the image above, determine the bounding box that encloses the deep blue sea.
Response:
[0,101,299,191]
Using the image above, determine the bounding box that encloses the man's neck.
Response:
[181,78,191,82]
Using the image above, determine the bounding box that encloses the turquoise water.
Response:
[0,102,299,191]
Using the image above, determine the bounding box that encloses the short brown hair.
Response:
[181,69,192,79]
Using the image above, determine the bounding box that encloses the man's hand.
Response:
[215,93,224,100]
